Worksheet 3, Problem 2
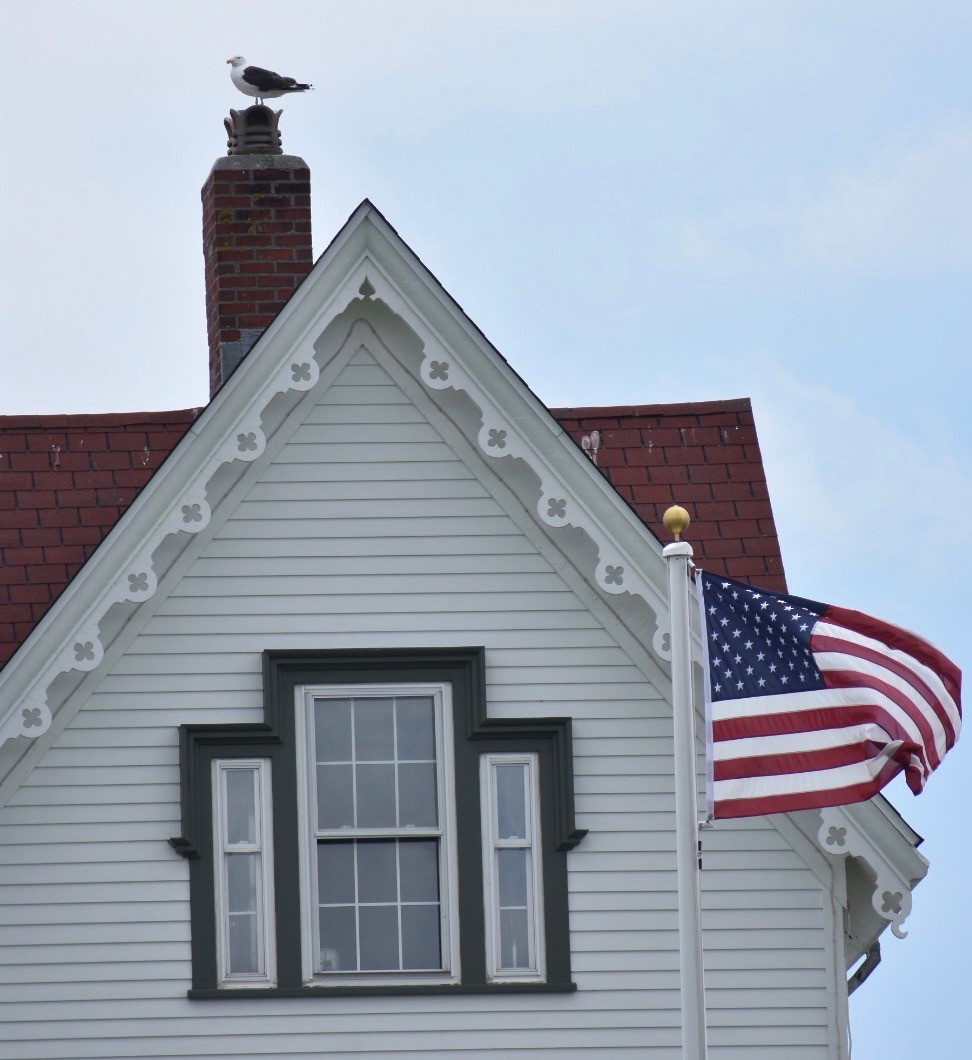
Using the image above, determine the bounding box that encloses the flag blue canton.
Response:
[699,571,829,701]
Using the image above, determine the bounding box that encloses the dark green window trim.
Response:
[170,647,586,997]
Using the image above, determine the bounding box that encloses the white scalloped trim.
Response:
[2,339,327,750]
[2,260,671,750]
[817,805,913,938]
[417,332,663,614]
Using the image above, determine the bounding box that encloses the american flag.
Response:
[697,571,961,819]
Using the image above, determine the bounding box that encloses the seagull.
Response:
[227,56,312,105]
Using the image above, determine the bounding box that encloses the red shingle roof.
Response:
[0,399,784,670]
[552,398,787,593]
[0,410,200,667]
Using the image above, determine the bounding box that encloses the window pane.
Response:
[226,852,258,913]
[396,696,435,760]
[318,763,354,829]
[500,908,530,969]
[318,840,355,905]
[398,762,437,827]
[354,698,395,761]
[402,904,441,969]
[497,848,528,908]
[356,763,396,827]
[320,905,357,972]
[316,698,352,762]
[399,839,439,903]
[357,840,398,904]
[359,905,400,970]
[496,764,527,840]
[225,768,257,844]
[228,912,259,973]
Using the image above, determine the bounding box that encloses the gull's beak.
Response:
[226,58,233,64]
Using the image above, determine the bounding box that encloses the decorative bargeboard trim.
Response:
[2,243,671,756]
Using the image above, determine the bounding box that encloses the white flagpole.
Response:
[662,505,708,1060]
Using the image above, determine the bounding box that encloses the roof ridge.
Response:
[550,398,752,418]
[0,409,202,429]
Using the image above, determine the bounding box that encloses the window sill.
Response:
[188,981,576,1000]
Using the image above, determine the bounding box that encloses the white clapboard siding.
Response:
[0,346,838,1057]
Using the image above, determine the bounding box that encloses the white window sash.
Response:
[212,758,276,987]
[295,683,461,986]
[480,752,546,982]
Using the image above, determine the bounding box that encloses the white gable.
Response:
[0,327,848,1055]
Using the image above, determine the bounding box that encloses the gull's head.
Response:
[226,56,246,67]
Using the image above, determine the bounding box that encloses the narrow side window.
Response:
[480,753,545,981]
[212,759,276,987]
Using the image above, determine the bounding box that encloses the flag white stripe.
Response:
[712,685,927,751]
[713,743,904,801]
[814,649,949,760]
[714,722,894,763]
[814,620,961,735]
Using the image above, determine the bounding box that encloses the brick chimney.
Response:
[202,105,313,397]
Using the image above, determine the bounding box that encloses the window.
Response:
[212,759,276,986]
[480,753,544,981]
[171,648,586,998]
[295,686,460,984]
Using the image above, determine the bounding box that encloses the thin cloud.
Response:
[668,124,972,274]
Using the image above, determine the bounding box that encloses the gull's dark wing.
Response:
[242,66,298,91]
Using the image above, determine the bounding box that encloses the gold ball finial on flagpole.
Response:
[663,504,691,541]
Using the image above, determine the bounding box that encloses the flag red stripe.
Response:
[812,632,958,748]
[822,669,939,770]
[713,703,920,753]
[714,740,887,781]
[714,758,904,818]
[824,604,962,706]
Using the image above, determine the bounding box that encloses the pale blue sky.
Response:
[1,2,969,1055]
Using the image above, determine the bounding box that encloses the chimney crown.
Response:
[224,105,283,155]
